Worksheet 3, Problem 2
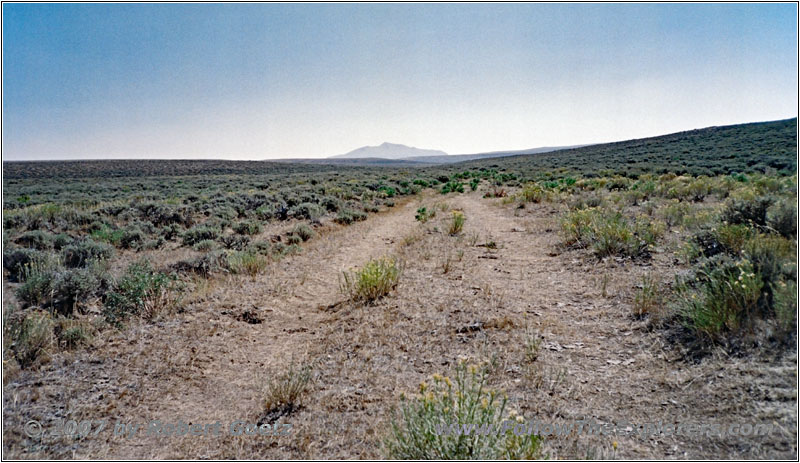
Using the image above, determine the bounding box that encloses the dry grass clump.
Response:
[260,360,314,424]
[227,250,268,278]
[340,256,402,303]
[448,211,466,235]
[632,274,664,319]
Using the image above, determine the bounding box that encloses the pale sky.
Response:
[2,3,797,160]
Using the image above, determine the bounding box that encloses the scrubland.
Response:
[2,118,797,459]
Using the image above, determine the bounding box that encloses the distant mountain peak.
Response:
[331,142,448,160]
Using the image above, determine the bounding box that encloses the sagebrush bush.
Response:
[234,220,261,235]
[104,260,181,325]
[182,225,221,246]
[660,200,690,227]
[192,239,217,252]
[289,202,323,221]
[384,361,541,459]
[52,233,74,250]
[722,195,773,227]
[3,248,49,281]
[119,226,146,249]
[56,318,95,349]
[51,267,103,313]
[220,234,250,250]
[743,233,795,310]
[561,208,653,258]
[17,262,58,307]
[15,230,54,250]
[766,198,797,238]
[714,224,754,256]
[172,250,229,277]
[62,239,114,268]
[291,223,315,242]
[676,257,764,340]
[340,256,401,303]
[335,209,367,225]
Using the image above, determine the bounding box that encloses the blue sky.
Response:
[2,3,797,160]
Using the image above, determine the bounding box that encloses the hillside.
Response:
[452,118,798,178]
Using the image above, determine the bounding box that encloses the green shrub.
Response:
[440,181,464,194]
[234,220,261,235]
[193,239,217,252]
[591,212,639,257]
[104,260,181,325]
[171,250,229,278]
[384,362,541,459]
[62,239,114,268]
[119,226,146,249]
[340,256,401,303]
[292,223,315,242]
[520,183,546,203]
[51,267,103,313]
[220,234,250,251]
[560,208,596,247]
[15,230,54,250]
[743,233,795,310]
[561,209,651,258]
[17,264,57,307]
[56,319,95,349]
[182,225,221,246]
[52,233,74,250]
[89,224,125,245]
[289,202,323,221]
[676,257,764,340]
[660,200,690,227]
[3,248,49,281]
[251,240,272,255]
[722,196,773,227]
[715,224,754,255]
[415,207,434,223]
[335,209,367,225]
[766,198,797,238]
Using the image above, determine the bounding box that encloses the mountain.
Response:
[331,142,448,160]
[406,145,591,164]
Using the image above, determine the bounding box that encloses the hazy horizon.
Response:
[3,3,797,161]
